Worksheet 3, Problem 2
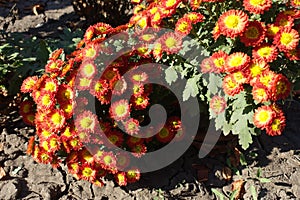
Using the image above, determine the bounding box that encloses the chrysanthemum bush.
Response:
[19,0,300,186]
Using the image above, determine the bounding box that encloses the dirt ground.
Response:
[0,1,300,199]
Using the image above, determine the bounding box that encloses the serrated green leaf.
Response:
[165,66,178,85]
[230,108,244,124]
[211,189,225,200]
[250,185,258,200]
[222,121,232,136]
[207,73,222,95]
[182,76,200,101]
[238,127,253,150]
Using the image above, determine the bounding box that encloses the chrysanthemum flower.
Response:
[40,77,59,94]
[131,143,147,158]
[252,85,271,103]
[222,74,244,96]
[275,13,294,28]
[183,12,204,24]
[252,43,278,63]
[211,50,228,73]
[112,78,127,96]
[116,152,130,169]
[152,40,163,59]
[93,22,112,35]
[79,148,94,164]
[240,21,266,47]
[47,109,66,132]
[218,10,249,38]
[274,27,299,52]
[99,152,117,172]
[21,76,38,93]
[115,172,127,186]
[232,70,249,85]
[210,95,227,114]
[80,164,96,182]
[84,26,95,42]
[135,15,149,32]
[126,168,141,183]
[57,84,74,104]
[75,110,98,133]
[130,94,150,110]
[83,44,98,61]
[156,126,174,143]
[124,118,140,135]
[266,114,286,136]
[126,136,144,148]
[76,77,93,91]
[291,0,300,8]
[200,57,215,73]
[129,69,148,84]
[162,0,181,9]
[45,59,64,74]
[256,70,277,89]
[46,135,61,153]
[248,60,269,83]
[150,9,163,27]
[243,0,272,14]
[19,100,34,116]
[79,61,97,79]
[175,17,193,35]
[253,105,276,129]
[49,48,63,60]
[266,24,280,39]
[106,130,124,147]
[271,74,291,101]
[160,32,183,55]
[67,161,80,175]
[68,137,83,151]
[225,52,250,72]
[22,112,35,126]
[109,99,130,121]
[89,79,109,99]
[167,116,182,132]
[102,67,121,88]
[60,101,74,119]
[189,0,202,10]
[37,91,55,110]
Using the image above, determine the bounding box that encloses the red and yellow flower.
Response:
[243,0,272,14]
[225,52,250,72]
[252,43,278,63]
[240,21,266,47]
[253,105,276,129]
[274,27,299,52]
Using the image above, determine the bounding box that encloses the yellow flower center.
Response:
[82,167,93,177]
[83,64,95,76]
[271,118,281,131]
[45,82,56,92]
[103,155,113,165]
[49,138,58,148]
[229,56,243,67]
[42,95,51,106]
[165,37,177,48]
[214,58,225,68]
[280,33,293,46]
[51,112,64,125]
[115,104,126,116]
[85,47,96,58]
[178,21,189,32]
[256,88,267,98]
[80,117,93,129]
[166,0,177,7]
[250,64,263,77]
[257,47,271,57]
[79,78,91,87]
[250,0,265,6]
[224,15,240,29]
[258,110,271,123]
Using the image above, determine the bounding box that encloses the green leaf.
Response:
[222,121,232,136]
[250,185,258,200]
[215,111,225,130]
[229,190,239,200]
[165,66,178,85]
[239,152,247,166]
[207,73,222,95]
[238,126,253,150]
[259,178,271,183]
[257,168,262,178]
[211,189,225,200]
[182,75,200,101]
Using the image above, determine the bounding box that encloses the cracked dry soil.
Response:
[1,1,300,199]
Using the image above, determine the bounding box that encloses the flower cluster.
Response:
[128,0,300,147]
[19,0,300,186]
[19,21,185,186]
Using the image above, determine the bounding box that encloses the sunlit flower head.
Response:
[47,109,66,132]
[183,12,204,24]
[266,24,280,38]
[189,0,202,10]
[271,74,291,101]
[243,0,272,14]
[222,74,244,96]
[266,114,286,136]
[274,27,299,52]
[124,118,140,135]
[37,91,55,110]
[126,168,141,183]
[162,0,181,9]
[57,84,74,104]
[248,59,269,82]
[211,50,228,73]
[210,95,227,114]
[200,57,215,73]
[109,99,130,121]
[80,164,96,182]
[160,32,183,55]
[45,59,64,74]
[21,76,39,93]
[130,94,150,110]
[253,105,276,129]
[75,110,98,133]
[175,17,192,35]
[79,61,97,79]
[252,43,278,63]
[218,9,249,38]
[252,85,271,103]
[225,52,250,72]
[89,79,109,98]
